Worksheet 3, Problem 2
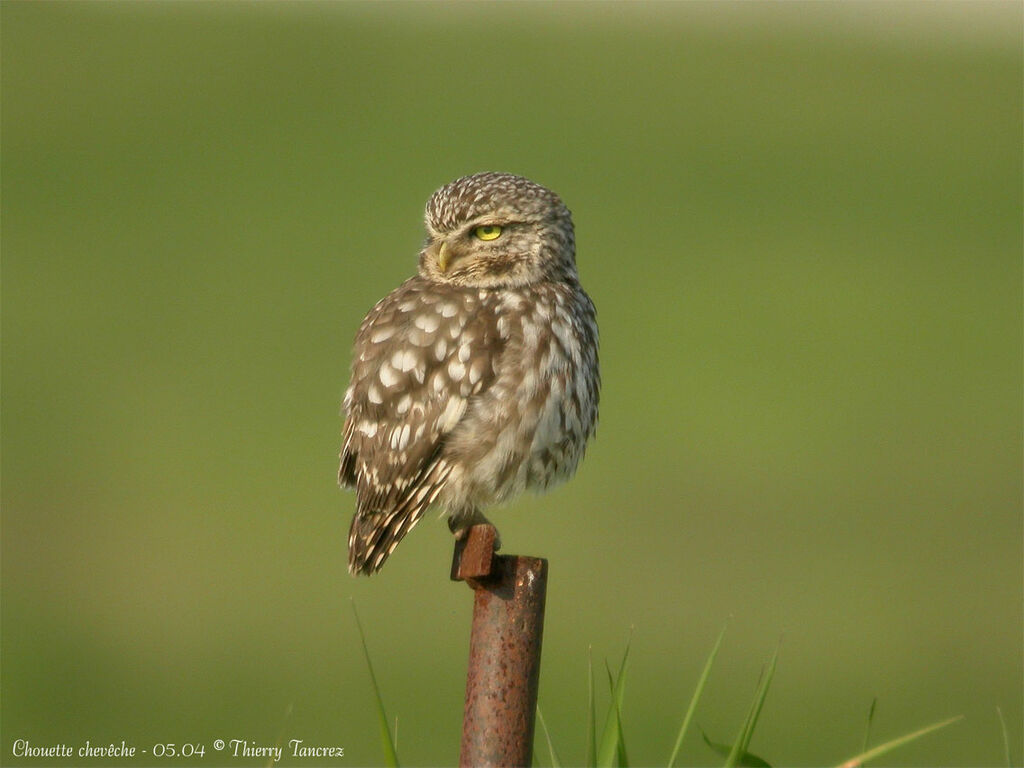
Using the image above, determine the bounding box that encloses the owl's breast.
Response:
[441,281,600,509]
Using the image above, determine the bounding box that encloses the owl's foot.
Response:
[449,512,501,552]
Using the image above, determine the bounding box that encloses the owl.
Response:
[339,172,599,575]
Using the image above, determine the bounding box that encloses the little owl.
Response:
[339,172,599,575]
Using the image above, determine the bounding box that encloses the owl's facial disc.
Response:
[435,238,473,274]
[436,222,507,274]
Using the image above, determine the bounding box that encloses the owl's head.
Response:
[418,172,577,288]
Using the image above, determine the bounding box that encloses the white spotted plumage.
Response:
[339,172,599,575]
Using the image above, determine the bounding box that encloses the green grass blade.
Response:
[351,600,400,768]
[266,703,294,768]
[597,662,618,767]
[667,623,728,768]
[597,642,631,767]
[587,646,597,768]
[834,715,963,768]
[860,698,877,755]
[537,705,563,768]
[996,706,1011,768]
[612,646,630,768]
[616,688,630,768]
[701,730,772,768]
[742,646,778,752]
[605,659,630,768]
[725,644,779,768]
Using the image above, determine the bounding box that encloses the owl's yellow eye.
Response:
[473,225,503,241]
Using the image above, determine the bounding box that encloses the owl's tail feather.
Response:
[347,462,452,576]
[348,505,423,576]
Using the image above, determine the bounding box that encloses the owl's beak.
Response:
[438,241,452,273]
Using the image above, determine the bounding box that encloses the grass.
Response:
[355,614,967,766]
[834,716,965,768]
[539,628,963,768]
[538,706,563,768]
[351,600,400,768]
[996,706,1013,768]
[860,698,878,755]
[667,623,728,768]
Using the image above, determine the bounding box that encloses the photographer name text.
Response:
[11,738,344,761]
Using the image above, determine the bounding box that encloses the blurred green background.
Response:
[2,2,1021,765]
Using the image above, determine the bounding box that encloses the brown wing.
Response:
[339,277,498,575]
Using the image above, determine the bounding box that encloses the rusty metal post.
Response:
[451,525,548,768]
